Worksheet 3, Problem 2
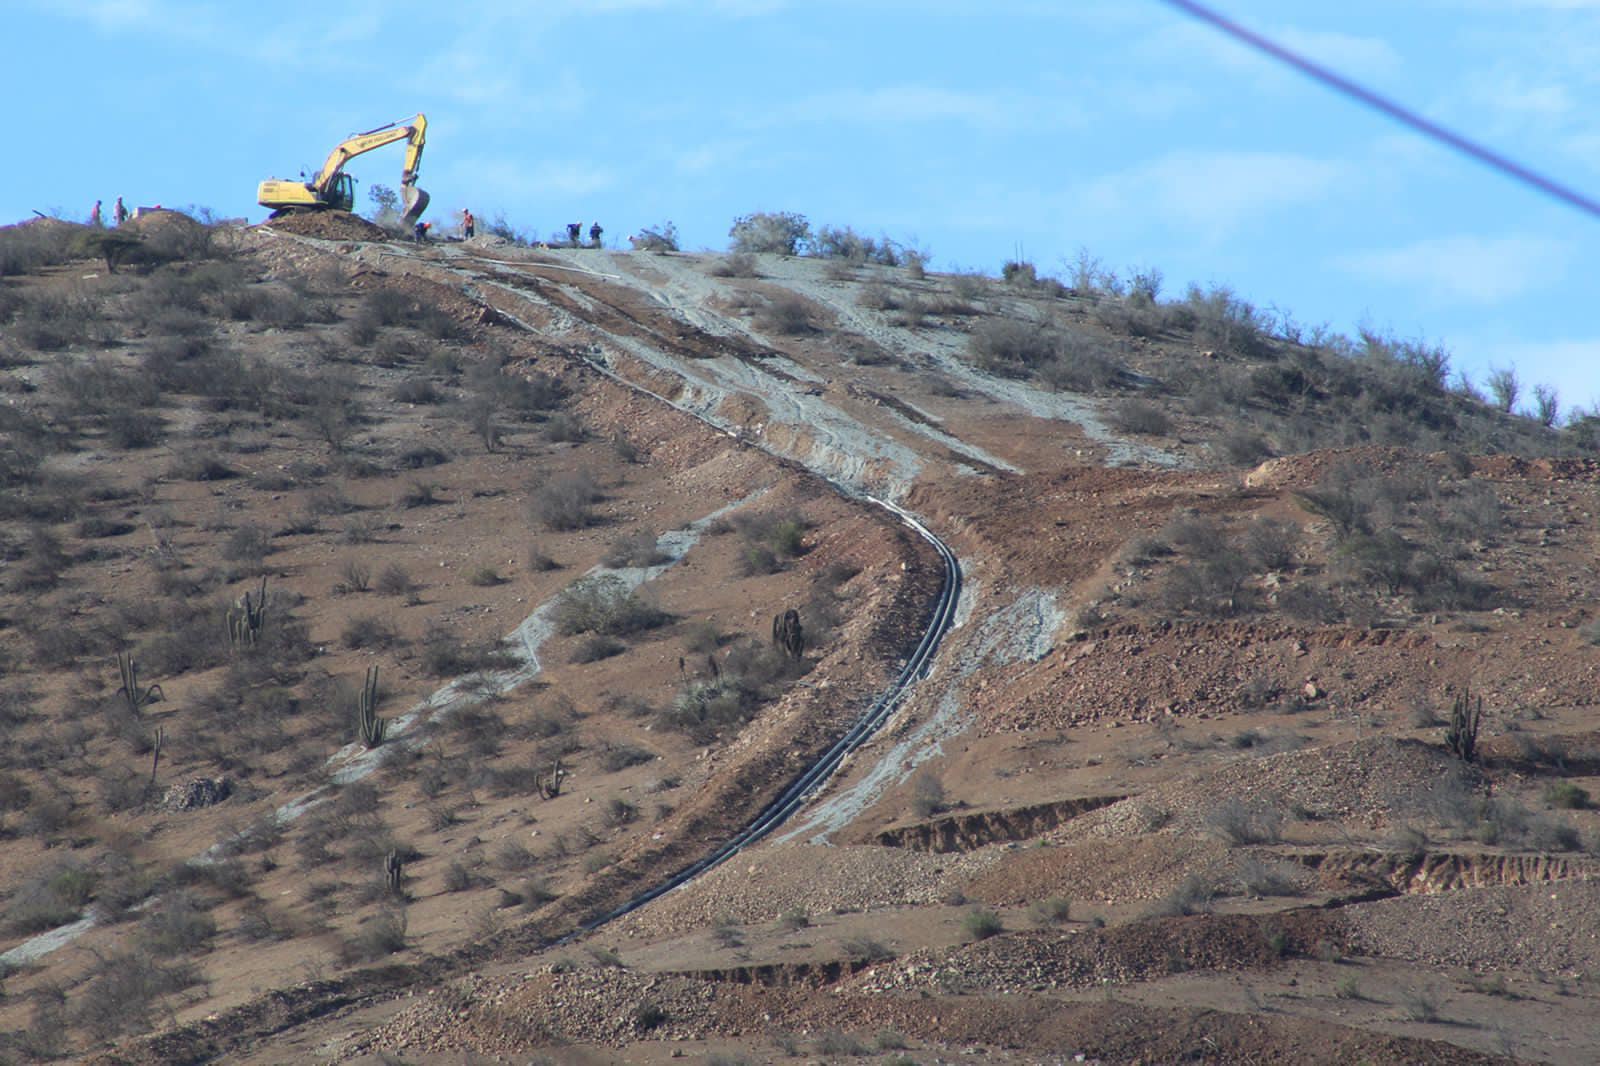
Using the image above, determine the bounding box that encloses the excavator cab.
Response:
[327,174,356,214]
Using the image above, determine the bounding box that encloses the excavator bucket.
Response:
[400,184,430,226]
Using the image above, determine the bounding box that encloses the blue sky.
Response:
[8,1,1599,415]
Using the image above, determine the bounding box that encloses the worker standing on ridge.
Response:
[89,200,103,227]
[112,197,128,226]
[463,209,475,239]
[589,221,602,248]
[567,221,581,246]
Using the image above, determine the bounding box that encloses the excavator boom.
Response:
[258,113,428,224]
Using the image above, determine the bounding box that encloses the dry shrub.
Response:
[1205,796,1285,845]
[73,949,203,1041]
[1109,399,1172,435]
[530,471,601,531]
[755,294,816,335]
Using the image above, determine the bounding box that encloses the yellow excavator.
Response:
[257,113,429,223]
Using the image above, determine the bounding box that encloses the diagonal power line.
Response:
[1156,0,1600,221]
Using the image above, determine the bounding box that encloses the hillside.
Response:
[1,212,1598,1064]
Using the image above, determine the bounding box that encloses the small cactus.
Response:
[356,666,386,749]
[117,653,163,717]
[227,576,269,650]
[1444,689,1483,762]
[537,757,566,800]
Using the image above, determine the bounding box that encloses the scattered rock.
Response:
[161,777,232,811]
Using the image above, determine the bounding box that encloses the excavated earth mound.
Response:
[1345,878,1600,973]
[261,210,391,241]
[852,910,1348,995]
[964,836,1246,904]
[1054,736,1479,842]
[609,842,996,940]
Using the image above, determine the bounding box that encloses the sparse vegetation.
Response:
[553,575,671,637]
[962,907,1004,940]
[530,471,601,531]
[1029,896,1072,926]
[1205,797,1285,845]
[2,199,1597,1065]
[911,771,947,818]
[728,211,810,255]
[632,221,679,252]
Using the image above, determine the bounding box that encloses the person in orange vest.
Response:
[463,209,475,238]
[89,200,103,226]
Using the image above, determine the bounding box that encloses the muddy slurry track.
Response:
[65,230,1600,1064]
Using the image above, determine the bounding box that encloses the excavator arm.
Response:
[259,113,429,223]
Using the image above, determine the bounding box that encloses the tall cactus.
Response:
[1444,688,1483,763]
[227,576,269,650]
[149,725,164,790]
[117,653,163,717]
[385,849,404,897]
[356,666,386,749]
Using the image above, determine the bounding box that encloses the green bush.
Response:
[552,575,669,637]
[962,907,1003,940]
[1030,896,1072,926]
[1545,781,1590,810]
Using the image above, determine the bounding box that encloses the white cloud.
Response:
[431,156,618,212]
[670,140,750,175]
[783,85,1080,131]
[1452,336,1600,417]
[1276,27,1403,80]
[33,0,163,30]
[1447,0,1600,8]
[1333,235,1574,305]
[524,161,619,198]
[1142,17,1401,85]
[463,0,784,16]
[1080,150,1345,243]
